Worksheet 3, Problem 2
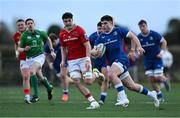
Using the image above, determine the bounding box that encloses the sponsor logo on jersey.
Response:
[27,36,31,39]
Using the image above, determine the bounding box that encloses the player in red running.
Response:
[60,12,100,109]
[13,19,31,104]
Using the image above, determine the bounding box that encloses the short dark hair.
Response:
[49,33,58,41]
[16,19,24,23]
[97,21,102,27]
[101,15,113,22]
[62,12,73,20]
[25,18,34,24]
[138,19,147,25]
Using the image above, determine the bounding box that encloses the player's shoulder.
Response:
[20,30,29,37]
[59,28,67,36]
[114,26,126,31]
[76,25,86,33]
[13,31,21,39]
[89,32,98,38]
[150,30,159,35]
[35,29,46,35]
[13,31,20,36]
[137,32,142,38]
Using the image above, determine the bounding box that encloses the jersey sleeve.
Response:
[44,43,50,54]
[18,33,25,48]
[118,27,129,39]
[153,31,163,44]
[41,31,48,42]
[78,27,89,44]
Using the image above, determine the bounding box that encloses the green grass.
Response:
[0,83,180,117]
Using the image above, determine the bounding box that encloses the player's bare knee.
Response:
[84,79,93,85]
[108,72,117,82]
[73,78,80,84]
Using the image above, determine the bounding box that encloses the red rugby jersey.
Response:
[59,25,88,60]
[13,31,26,60]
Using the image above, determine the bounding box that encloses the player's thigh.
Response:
[79,58,93,79]
[20,60,30,77]
[33,54,45,67]
[68,60,82,79]
[109,62,123,76]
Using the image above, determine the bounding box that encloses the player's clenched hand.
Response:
[156,50,165,58]
[91,48,98,57]
[85,60,91,71]
[50,51,56,60]
[24,46,31,51]
[128,51,136,62]
[137,47,145,55]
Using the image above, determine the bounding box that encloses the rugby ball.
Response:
[96,43,106,58]
[162,50,173,68]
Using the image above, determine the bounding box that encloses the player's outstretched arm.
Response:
[127,31,145,55]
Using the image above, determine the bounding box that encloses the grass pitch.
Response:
[0,83,180,117]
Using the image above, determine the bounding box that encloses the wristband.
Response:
[50,48,54,52]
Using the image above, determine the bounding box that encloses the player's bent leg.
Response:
[109,64,129,107]
[122,75,159,107]
[60,68,70,102]
[98,67,109,105]
[29,62,41,103]
[148,76,165,103]
[21,67,31,104]
[37,69,53,101]
[70,71,100,109]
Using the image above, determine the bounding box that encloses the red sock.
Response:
[24,89,30,95]
[85,93,91,99]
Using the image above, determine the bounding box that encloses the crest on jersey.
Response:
[36,35,40,38]
[101,36,105,39]
[113,31,118,36]
[149,36,153,40]
[72,31,78,36]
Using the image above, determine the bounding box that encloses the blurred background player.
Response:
[18,18,55,103]
[60,12,100,109]
[44,33,73,102]
[137,19,170,103]
[94,15,159,108]
[12,19,31,103]
[89,21,109,105]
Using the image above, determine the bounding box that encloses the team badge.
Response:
[36,35,40,38]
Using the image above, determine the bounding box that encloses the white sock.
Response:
[118,90,127,100]
[25,94,30,100]
[101,92,107,96]
[63,89,69,93]
[88,96,95,102]
[147,91,156,98]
